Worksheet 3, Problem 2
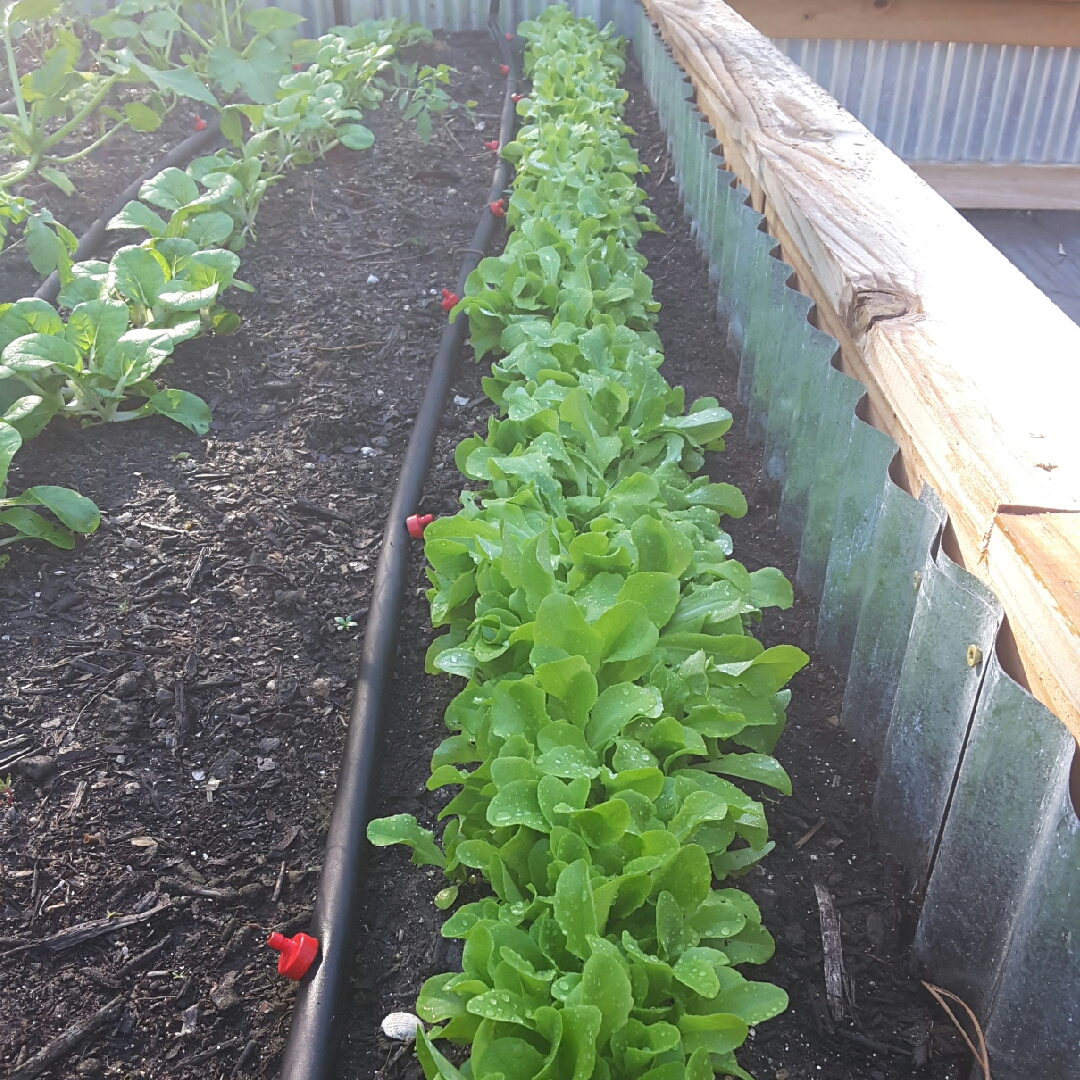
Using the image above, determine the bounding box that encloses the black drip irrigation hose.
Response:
[33,117,223,304]
[277,14,517,1080]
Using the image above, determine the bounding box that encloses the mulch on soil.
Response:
[0,30,506,1080]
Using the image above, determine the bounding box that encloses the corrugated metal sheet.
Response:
[773,37,1080,164]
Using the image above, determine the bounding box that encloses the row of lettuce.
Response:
[366,10,803,1080]
[0,12,433,565]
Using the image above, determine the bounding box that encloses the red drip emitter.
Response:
[407,514,434,538]
[267,931,318,980]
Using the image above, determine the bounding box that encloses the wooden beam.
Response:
[910,163,1080,210]
[726,0,1080,49]
[643,0,1080,738]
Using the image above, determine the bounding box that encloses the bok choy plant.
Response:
[367,9,801,1080]
[0,237,250,438]
[0,414,98,567]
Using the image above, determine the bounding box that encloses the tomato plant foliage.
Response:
[367,10,805,1080]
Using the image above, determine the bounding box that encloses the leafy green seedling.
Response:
[0,415,98,563]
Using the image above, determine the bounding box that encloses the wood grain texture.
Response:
[644,0,1080,736]
[910,163,1080,210]
[727,0,1080,48]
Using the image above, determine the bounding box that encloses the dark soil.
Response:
[341,49,973,1080]
[0,30,506,1080]
[0,28,975,1080]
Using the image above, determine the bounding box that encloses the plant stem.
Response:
[108,406,154,423]
[173,13,212,53]
[42,73,118,151]
[0,151,39,188]
[217,0,231,49]
[46,119,127,165]
[1,7,28,131]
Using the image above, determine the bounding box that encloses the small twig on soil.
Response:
[134,564,172,590]
[374,1043,410,1080]
[8,993,124,1080]
[834,1028,913,1058]
[795,816,827,848]
[815,883,847,1022]
[312,340,385,351]
[184,545,207,594]
[441,116,465,153]
[231,1038,259,1077]
[292,499,354,525]
[67,780,88,819]
[180,1036,242,1068]
[922,981,992,1079]
[115,933,172,979]
[158,876,239,902]
[0,899,171,957]
[173,678,188,752]
[0,746,40,772]
[70,686,112,733]
[272,860,286,903]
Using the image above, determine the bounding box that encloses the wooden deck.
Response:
[966,210,1080,328]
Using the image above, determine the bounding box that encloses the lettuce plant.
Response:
[367,10,803,1080]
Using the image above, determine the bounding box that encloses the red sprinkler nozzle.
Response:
[440,288,459,313]
[267,931,318,980]
[407,514,434,538]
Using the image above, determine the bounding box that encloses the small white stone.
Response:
[381,1012,423,1041]
[367,273,380,285]
[453,395,470,407]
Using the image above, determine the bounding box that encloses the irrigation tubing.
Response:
[33,117,223,304]
[277,13,517,1080]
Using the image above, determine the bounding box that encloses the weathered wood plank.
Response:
[727,0,1080,49]
[644,0,1080,736]
[910,163,1080,211]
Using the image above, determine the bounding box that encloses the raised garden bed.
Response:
[0,6,989,1080]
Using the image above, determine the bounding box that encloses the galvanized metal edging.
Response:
[635,9,1079,1077]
